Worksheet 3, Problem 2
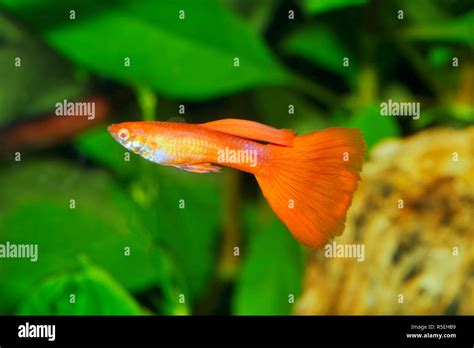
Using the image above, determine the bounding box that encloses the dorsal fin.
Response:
[200,119,296,146]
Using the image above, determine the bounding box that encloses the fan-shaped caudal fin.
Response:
[255,128,366,248]
[200,118,296,146]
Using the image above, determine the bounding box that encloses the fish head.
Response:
[108,121,172,164]
[108,122,149,154]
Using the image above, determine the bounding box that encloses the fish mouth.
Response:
[107,124,121,143]
[107,124,119,138]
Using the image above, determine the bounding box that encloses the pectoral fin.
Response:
[174,163,221,174]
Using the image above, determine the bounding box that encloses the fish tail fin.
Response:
[255,128,366,248]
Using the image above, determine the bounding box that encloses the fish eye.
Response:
[118,128,130,141]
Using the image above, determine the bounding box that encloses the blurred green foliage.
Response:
[0,0,472,316]
[17,259,145,315]
[0,160,164,312]
[0,10,85,126]
[301,0,366,15]
[1,0,288,99]
[347,104,401,149]
[282,24,357,83]
[234,207,304,315]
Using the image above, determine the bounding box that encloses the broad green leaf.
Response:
[233,206,304,315]
[0,0,288,100]
[0,11,85,126]
[346,104,401,150]
[0,160,164,312]
[301,0,366,15]
[17,260,144,315]
[281,25,356,81]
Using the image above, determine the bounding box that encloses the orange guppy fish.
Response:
[108,119,366,248]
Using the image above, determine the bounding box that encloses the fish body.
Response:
[108,121,274,174]
[108,119,366,248]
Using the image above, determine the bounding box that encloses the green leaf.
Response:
[346,104,401,150]
[402,11,474,44]
[0,160,164,312]
[1,0,288,100]
[233,206,304,315]
[281,25,356,81]
[17,259,144,315]
[301,0,366,15]
[0,11,85,126]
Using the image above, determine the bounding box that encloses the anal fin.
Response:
[174,163,221,174]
